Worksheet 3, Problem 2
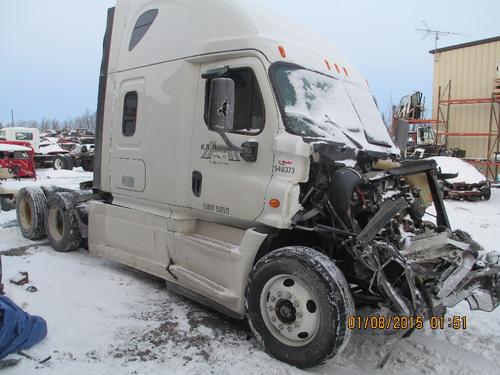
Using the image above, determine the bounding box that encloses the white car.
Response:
[430,156,491,200]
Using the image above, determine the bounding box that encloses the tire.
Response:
[81,158,93,172]
[45,192,81,252]
[246,247,354,368]
[63,155,74,170]
[16,187,47,240]
[1,197,16,212]
[53,155,66,170]
[481,186,491,201]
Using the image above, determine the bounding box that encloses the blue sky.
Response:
[0,0,499,124]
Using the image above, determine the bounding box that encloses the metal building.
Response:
[430,36,500,169]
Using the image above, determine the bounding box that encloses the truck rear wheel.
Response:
[246,247,354,368]
[81,158,93,172]
[16,187,47,240]
[63,155,74,170]
[45,193,81,252]
[53,155,66,170]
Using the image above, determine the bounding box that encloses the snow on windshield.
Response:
[275,67,397,153]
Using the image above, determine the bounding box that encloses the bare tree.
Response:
[50,119,60,130]
[382,100,398,129]
[8,109,96,131]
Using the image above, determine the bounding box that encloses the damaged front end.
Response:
[294,143,500,318]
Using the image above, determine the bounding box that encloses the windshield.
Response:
[271,65,396,152]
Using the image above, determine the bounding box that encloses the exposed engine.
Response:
[294,143,500,318]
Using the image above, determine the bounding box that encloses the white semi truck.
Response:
[13,0,500,368]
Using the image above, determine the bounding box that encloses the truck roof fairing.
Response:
[111,0,367,88]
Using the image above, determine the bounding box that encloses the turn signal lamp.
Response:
[269,199,281,208]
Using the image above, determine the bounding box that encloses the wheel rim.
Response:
[54,158,62,170]
[48,207,64,241]
[19,198,32,229]
[259,274,320,347]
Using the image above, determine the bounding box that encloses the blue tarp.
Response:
[0,296,47,360]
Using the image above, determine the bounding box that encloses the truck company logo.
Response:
[201,141,240,165]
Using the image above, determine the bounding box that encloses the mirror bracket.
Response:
[218,132,258,162]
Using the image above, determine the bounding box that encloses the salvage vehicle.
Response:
[431,156,491,200]
[0,128,69,169]
[53,144,94,171]
[0,141,36,180]
[0,141,36,211]
[14,0,500,368]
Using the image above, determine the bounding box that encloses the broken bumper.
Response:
[402,230,500,313]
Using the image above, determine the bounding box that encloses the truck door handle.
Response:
[192,171,202,197]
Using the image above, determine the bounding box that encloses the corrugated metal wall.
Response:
[431,40,500,158]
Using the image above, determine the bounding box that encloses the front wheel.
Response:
[481,186,491,201]
[246,247,354,368]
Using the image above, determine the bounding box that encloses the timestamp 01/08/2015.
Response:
[347,315,467,330]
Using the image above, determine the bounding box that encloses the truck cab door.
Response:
[189,57,276,222]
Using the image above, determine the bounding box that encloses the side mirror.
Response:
[207,78,235,132]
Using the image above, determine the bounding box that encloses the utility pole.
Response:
[415,21,461,51]
[11,109,14,127]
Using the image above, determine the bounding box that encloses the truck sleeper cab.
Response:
[15,0,500,369]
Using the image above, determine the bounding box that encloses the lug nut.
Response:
[268,305,273,311]
[277,291,283,298]
[271,316,276,322]
[270,296,276,302]
[278,324,284,330]
[286,293,292,299]
[294,301,300,307]
[297,312,303,318]
[294,323,300,328]
[287,326,293,332]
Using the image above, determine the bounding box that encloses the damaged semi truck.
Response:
[14,0,500,368]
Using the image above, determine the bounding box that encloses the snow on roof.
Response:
[0,144,31,152]
[0,127,39,133]
[38,141,68,155]
[430,156,487,184]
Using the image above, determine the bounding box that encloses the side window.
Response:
[204,69,265,134]
[15,132,33,141]
[12,151,28,159]
[122,92,138,137]
[129,9,158,51]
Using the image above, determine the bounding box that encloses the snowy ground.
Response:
[1,170,499,375]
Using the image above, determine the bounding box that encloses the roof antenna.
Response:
[415,21,461,50]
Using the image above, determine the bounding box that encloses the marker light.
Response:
[325,59,331,70]
[334,63,341,74]
[278,46,286,58]
[269,199,281,208]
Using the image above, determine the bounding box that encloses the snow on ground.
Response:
[0,168,92,193]
[0,170,499,375]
